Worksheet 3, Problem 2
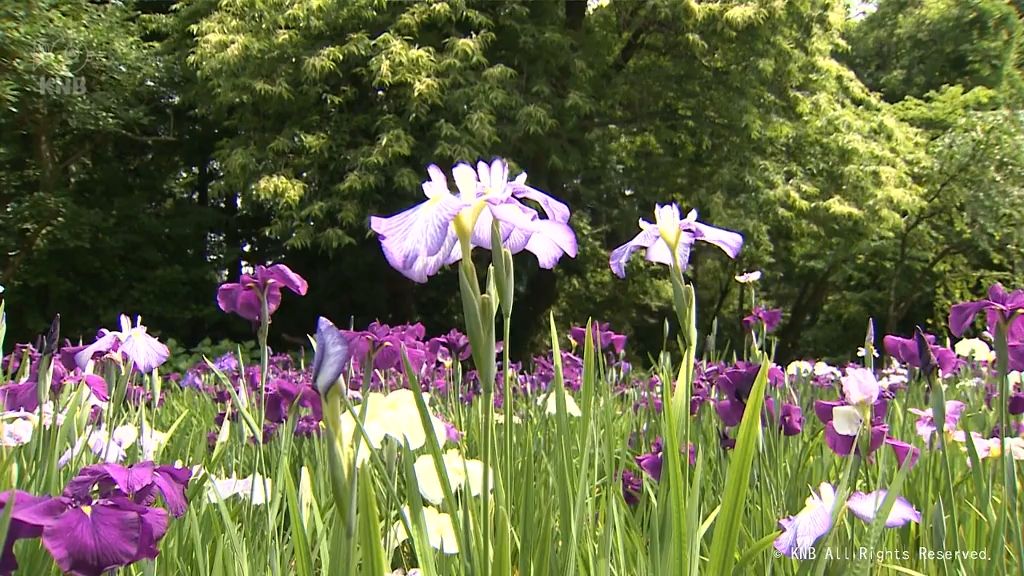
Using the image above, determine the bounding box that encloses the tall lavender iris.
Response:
[609,204,742,278]
[773,483,920,558]
[370,159,577,282]
[74,315,170,374]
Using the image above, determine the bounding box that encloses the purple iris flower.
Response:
[217,263,308,323]
[949,283,1024,336]
[774,484,920,558]
[0,462,190,576]
[75,315,170,374]
[0,382,41,412]
[0,490,55,574]
[742,306,782,333]
[427,329,472,362]
[370,159,577,283]
[882,333,960,377]
[713,362,784,427]
[609,204,743,278]
[780,403,804,436]
[814,367,889,457]
[569,322,627,355]
[311,317,352,397]
[635,437,696,482]
[621,470,642,506]
[26,494,167,576]
[66,462,192,517]
[1009,393,1024,415]
[908,401,966,444]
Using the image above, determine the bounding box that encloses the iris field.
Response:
[1,158,1022,575]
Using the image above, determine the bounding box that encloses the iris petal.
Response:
[846,490,921,527]
[312,317,352,396]
[608,227,659,278]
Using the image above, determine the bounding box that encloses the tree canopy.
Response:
[2,0,1023,362]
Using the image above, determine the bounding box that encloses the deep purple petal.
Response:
[813,400,842,425]
[148,466,192,517]
[780,403,804,436]
[0,382,39,412]
[0,491,65,575]
[217,282,262,322]
[824,422,855,456]
[42,504,144,576]
[635,451,663,481]
[715,398,746,427]
[949,300,990,337]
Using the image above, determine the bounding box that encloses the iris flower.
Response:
[217,263,308,324]
[815,368,921,468]
[773,483,920,558]
[779,403,804,436]
[206,472,273,506]
[311,317,352,397]
[742,306,782,333]
[340,389,448,466]
[949,283,1024,336]
[390,506,459,554]
[882,333,959,377]
[908,401,965,444]
[0,462,190,576]
[413,450,491,505]
[609,204,743,278]
[634,437,696,482]
[75,315,170,374]
[569,322,627,355]
[370,159,577,283]
[814,368,888,456]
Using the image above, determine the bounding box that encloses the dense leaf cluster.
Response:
[2,0,1023,361]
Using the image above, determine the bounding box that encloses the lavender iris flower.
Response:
[75,315,170,374]
[217,263,308,323]
[370,159,577,283]
[908,401,966,444]
[774,483,920,558]
[609,204,743,278]
[312,317,352,397]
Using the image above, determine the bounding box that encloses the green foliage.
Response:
[845,0,1024,102]
[2,0,1023,362]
